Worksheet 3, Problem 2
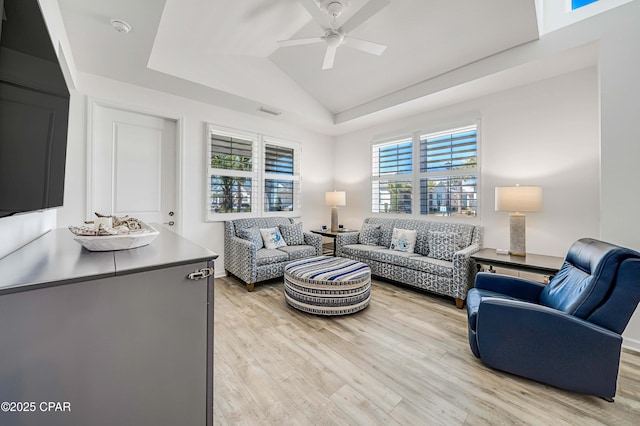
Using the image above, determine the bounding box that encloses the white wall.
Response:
[598,2,640,350]
[334,68,600,258]
[56,72,334,275]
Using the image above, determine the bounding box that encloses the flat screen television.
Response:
[0,0,70,218]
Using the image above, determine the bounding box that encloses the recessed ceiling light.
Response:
[110,19,132,34]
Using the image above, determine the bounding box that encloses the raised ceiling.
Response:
[57,0,545,134]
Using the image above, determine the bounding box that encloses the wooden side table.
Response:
[310,229,357,256]
[471,248,564,279]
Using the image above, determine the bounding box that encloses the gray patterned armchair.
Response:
[336,218,482,308]
[224,217,322,291]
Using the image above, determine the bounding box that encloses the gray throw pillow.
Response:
[359,223,381,245]
[414,230,429,256]
[428,231,459,261]
[238,227,264,249]
[279,222,304,246]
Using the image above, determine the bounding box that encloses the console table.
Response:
[0,226,217,425]
[471,248,564,278]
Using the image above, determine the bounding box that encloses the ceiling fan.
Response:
[277,0,390,70]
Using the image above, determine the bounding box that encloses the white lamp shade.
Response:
[325,191,346,207]
[495,186,542,212]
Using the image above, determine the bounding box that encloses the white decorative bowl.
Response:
[73,222,159,252]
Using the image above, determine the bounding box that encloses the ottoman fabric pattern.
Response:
[284,256,371,316]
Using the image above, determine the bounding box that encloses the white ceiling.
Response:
[56,0,576,135]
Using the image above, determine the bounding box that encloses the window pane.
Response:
[572,0,597,10]
[264,179,294,212]
[265,144,294,175]
[420,176,477,217]
[372,180,412,214]
[373,140,412,176]
[210,175,252,213]
[210,134,253,171]
[420,128,477,172]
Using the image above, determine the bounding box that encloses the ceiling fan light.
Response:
[325,32,343,47]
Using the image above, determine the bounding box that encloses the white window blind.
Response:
[419,125,478,217]
[206,125,301,221]
[372,138,413,214]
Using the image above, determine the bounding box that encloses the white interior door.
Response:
[90,104,177,230]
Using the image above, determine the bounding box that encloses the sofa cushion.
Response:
[405,256,453,277]
[390,228,417,253]
[359,223,381,245]
[369,248,422,267]
[279,222,304,245]
[256,248,289,265]
[428,231,458,261]
[278,245,317,261]
[260,227,287,249]
[364,218,396,248]
[233,218,268,234]
[238,227,264,249]
[341,244,385,258]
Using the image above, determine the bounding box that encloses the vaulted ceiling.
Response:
[57,0,570,135]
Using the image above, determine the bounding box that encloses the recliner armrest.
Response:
[474,272,545,302]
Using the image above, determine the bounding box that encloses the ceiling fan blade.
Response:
[343,37,386,55]
[322,45,337,70]
[340,0,390,34]
[277,37,324,47]
[297,0,333,30]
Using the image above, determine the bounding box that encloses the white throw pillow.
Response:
[389,228,417,253]
[260,227,287,249]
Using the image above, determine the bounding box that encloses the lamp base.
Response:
[509,213,526,257]
[330,206,339,232]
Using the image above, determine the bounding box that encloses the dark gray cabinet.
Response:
[0,226,217,426]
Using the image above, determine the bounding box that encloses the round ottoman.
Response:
[284,256,371,316]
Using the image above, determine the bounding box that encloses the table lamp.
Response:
[325,191,346,232]
[495,185,542,256]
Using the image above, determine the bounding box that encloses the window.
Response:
[419,126,478,217]
[263,140,300,213]
[571,0,598,10]
[371,124,479,218]
[372,138,413,214]
[206,125,300,220]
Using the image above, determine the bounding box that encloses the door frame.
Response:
[86,97,185,234]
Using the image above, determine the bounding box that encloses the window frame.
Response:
[205,124,301,222]
[371,136,414,214]
[370,120,481,220]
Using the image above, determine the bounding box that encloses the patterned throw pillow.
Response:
[414,230,429,256]
[389,228,417,253]
[359,223,381,245]
[260,227,287,249]
[428,231,458,261]
[279,222,304,246]
[238,227,264,249]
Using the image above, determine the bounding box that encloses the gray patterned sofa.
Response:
[336,218,482,308]
[224,217,323,291]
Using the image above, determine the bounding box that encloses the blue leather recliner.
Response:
[466,238,640,400]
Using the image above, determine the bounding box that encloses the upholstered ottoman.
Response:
[284,256,371,315]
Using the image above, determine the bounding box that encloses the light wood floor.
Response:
[213,276,640,425]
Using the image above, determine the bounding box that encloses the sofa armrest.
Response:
[226,236,258,283]
[476,298,622,399]
[303,232,323,256]
[474,272,545,302]
[336,232,360,257]
[451,243,481,300]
